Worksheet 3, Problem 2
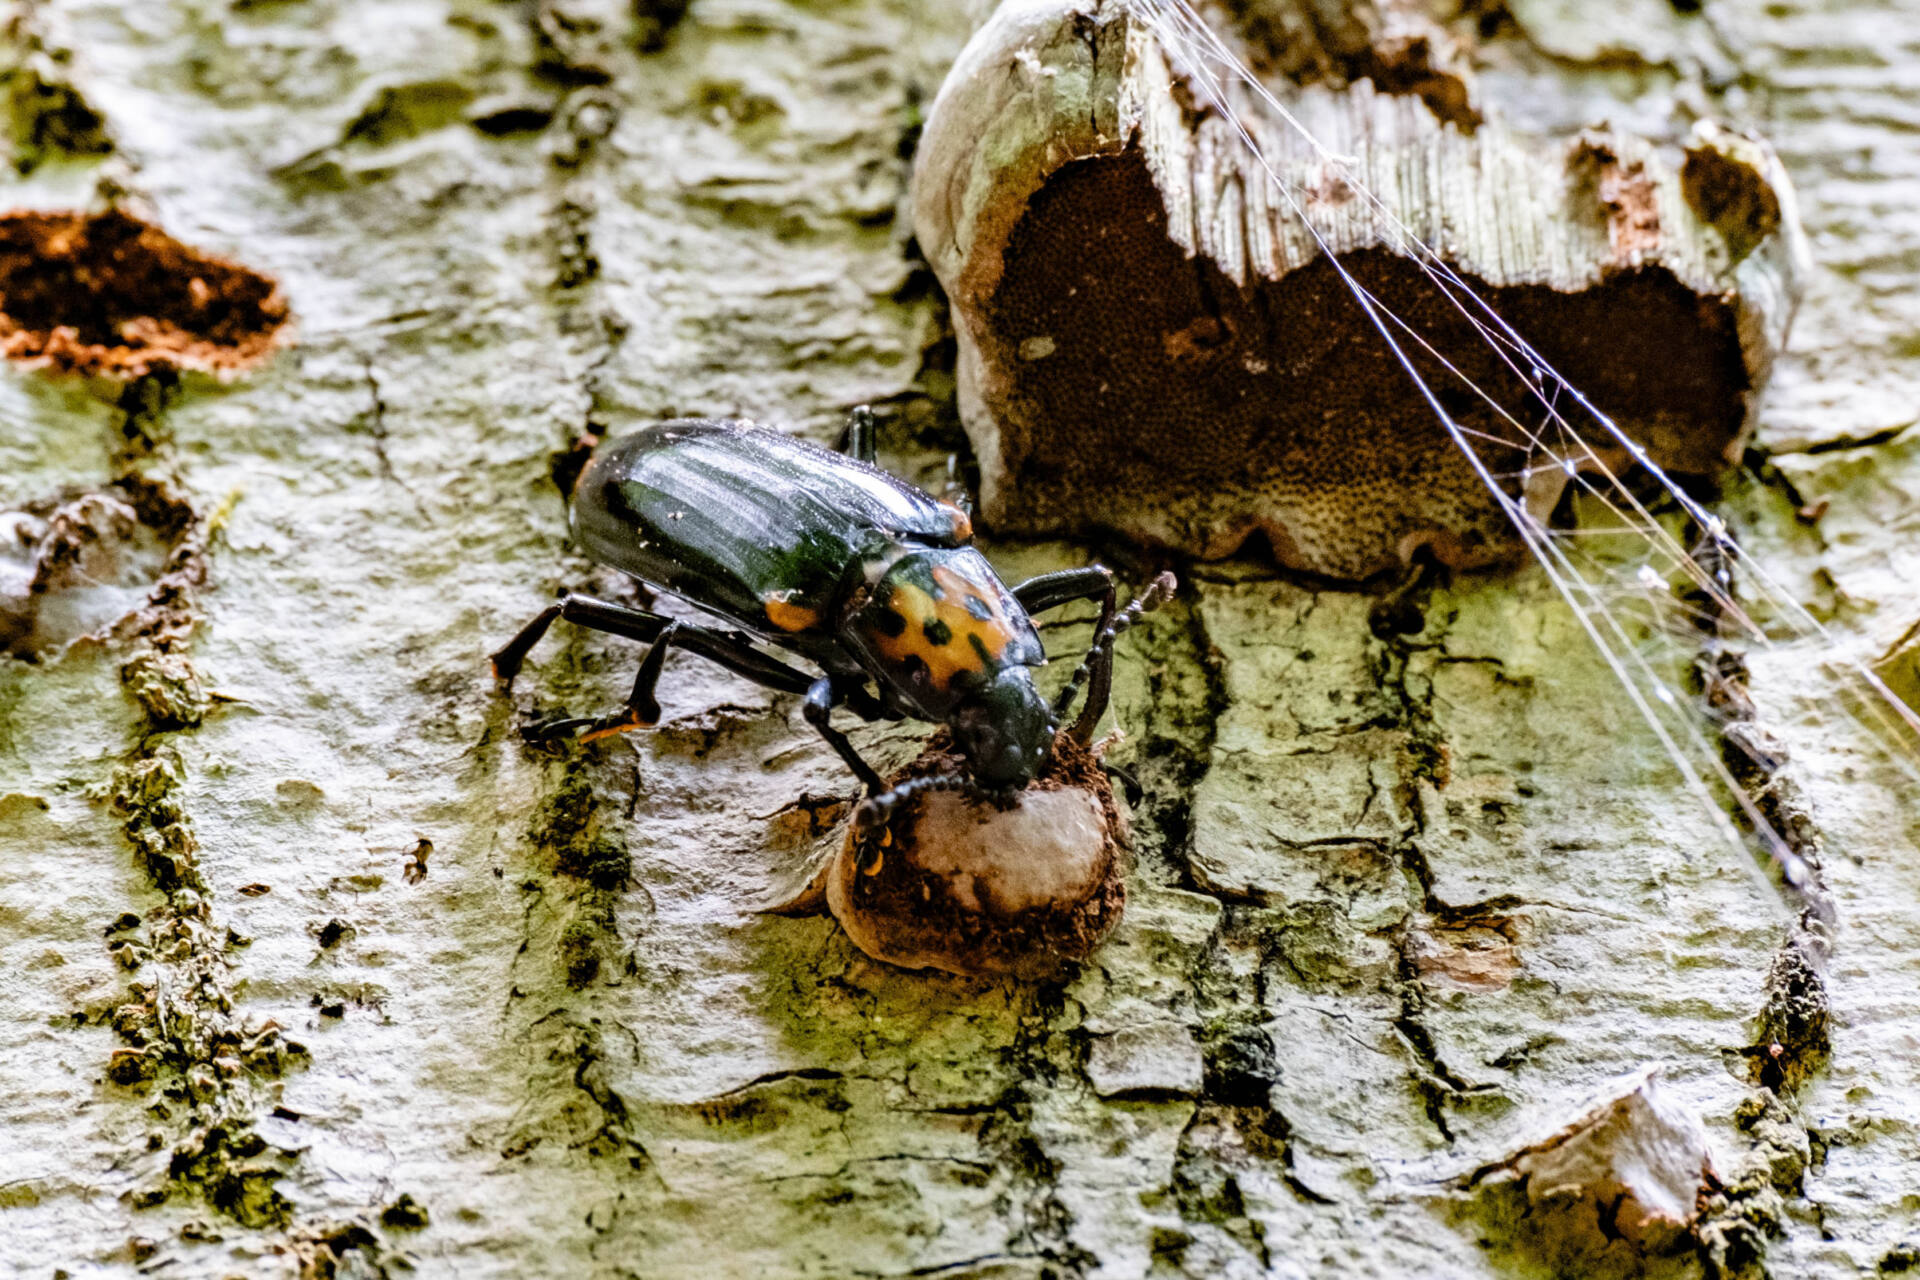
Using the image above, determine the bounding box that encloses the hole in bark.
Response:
[635,0,691,52]
[980,152,1749,579]
[471,103,556,135]
[0,209,290,378]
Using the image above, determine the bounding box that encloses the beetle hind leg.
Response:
[496,590,823,731]
[526,621,685,744]
[491,600,566,684]
[494,593,897,795]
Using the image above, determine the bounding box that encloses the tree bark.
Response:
[1,0,1916,1277]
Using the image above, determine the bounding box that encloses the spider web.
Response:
[1133,0,1920,907]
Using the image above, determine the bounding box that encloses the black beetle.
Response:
[493,409,1171,819]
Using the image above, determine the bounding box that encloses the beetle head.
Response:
[949,667,1053,791]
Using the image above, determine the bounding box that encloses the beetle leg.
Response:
[491,591,672,684]
[803,676,886,793]
[1010,565,1115,618]
[503,594,893,753]
[497,596,902,775]
[491,600,567,683]
[1011,566,1125,722]
[496,592,820,694]
[840,405,877,465]
[1063,572,1178,745]
[1048,582,1120,721]
[563,621,683,743]
[852,772,961,835]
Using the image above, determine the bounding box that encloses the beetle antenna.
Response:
[1055,572,1178,744]
[942,453,973,513]
[853,772,1016,835]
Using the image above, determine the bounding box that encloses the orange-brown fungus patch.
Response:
[1682,145,1783,264]
[1579,145,1664,260]
[0,209,290,378]
[981,152,1749,579]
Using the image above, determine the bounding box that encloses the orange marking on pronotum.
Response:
[870,565,1016,691]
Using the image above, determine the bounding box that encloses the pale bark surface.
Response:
[0,1,1916,1278]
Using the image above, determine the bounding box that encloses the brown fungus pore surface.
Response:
[0,209,289,378]
[827,732,1128,978]
[981,152,1749,579]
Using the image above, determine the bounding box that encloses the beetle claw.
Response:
[522,715,593,743]
[524,702,659,745]
[578,714,650,744]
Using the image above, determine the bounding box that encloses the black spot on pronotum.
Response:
[874,606,909,638]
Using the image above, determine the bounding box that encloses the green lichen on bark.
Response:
[1,0,1918,1276]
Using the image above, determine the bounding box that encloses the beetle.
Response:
[491,409,1172,821]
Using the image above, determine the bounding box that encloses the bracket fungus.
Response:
[912,0,1810,579]
[763,733,1129,978]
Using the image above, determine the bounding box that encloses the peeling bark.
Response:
[2,0,1918,1277]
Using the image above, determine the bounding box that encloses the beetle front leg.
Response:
[1009,566,1123,721]
[852,772,1007,837]
[1011,565,1114,618]
[803,676,886,794]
